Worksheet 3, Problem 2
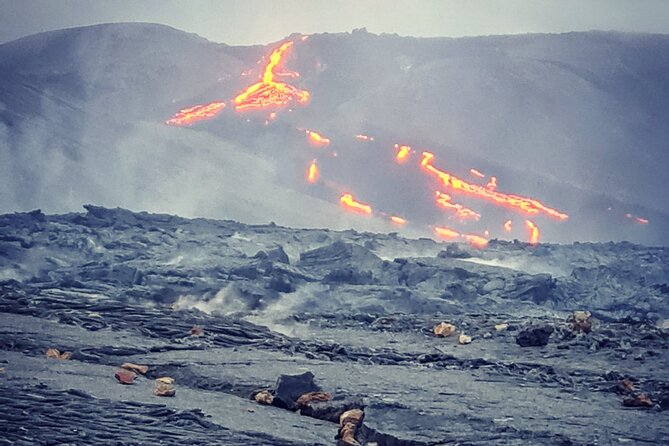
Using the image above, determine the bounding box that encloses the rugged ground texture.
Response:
[1,206,668,445]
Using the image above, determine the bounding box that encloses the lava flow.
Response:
[355,134,374,141]
[395,144,412,163]
[470,168,485,179]
[234,41,310,111]
[504,220,513,232]
[434,226,489,248]
[307,159,319,183]
[390,215,407,225]
[421,152,568,221]
[165,102,226,126]
[526,220,540,244]
[305,130,330,147]
[340,193,372,215]
[434,191,481,221]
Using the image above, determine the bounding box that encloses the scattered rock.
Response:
[273,372,321,410]
[623,393,653,408]
[120,362,148,375]
[617,379,636,394]
[338,408,364,446]
[154,378,176,397]
[254,390,274,405]
[45,348,72,360]
[114,369,137,385]
[296,391,332,409]
[300,397,365,423]
[458,334,472,344]
[516,324,554,347]
[495,323,509,331]
[570,311,593,333]
[433,322,456,337]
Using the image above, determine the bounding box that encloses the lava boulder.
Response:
[516,324,554,347]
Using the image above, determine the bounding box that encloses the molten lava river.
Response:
[165,37,649,247]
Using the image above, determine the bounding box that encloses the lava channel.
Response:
[165,102,226,126]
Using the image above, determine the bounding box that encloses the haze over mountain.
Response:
[1,23,668,244]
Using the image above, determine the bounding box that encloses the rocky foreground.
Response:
[1,206,668,445]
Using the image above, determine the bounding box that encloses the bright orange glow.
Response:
[234,41,310,111]
[486,176,497,191]
[165,102,226,126]
[421,152,568,221]
[526,220,540,244]
[340,193,372,215]
[434,226,460,240]
[305,130,331,146]
[390,216,407,225]
[504,220,513,232]
[355,134,374,141]
[464,234,489,248]
[307,159,319,184]
[434,191,481,221]
[395,144,412,163]
[300,35,309,41]
[626,213,649,225]
[470,168,485,178]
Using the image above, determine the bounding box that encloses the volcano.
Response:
[1,23,669,244]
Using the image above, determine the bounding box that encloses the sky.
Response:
[1,0,669,45]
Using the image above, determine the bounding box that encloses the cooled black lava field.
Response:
[1,206,668,445]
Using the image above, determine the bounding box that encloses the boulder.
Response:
[273,372,321,410]
[433,322,456,337]
[114,369,137,385]
[516,325,554,347]
[570,311,593,333]
[120,362,148,375]
[338,408,364,446]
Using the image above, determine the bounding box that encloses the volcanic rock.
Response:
[516,325,554,347]
[114,369,137,385]
[295,391,332,409]
[190,325,204,337]
[570,311,593,333]
[338,408,365,446]
[434,322,456,337]
[45,348,72,360]
[120,362,149,375]
[154,378,176,397]
[273,372,321,410]
[253,390,274,405]
[300,397,365,423]
[623,394,653,408]
[458,334,472,344]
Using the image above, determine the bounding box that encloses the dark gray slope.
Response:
[1,206,668,445]
[1,24,669,244]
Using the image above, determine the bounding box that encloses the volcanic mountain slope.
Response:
[2,24,669,244]
[1,206,668,445]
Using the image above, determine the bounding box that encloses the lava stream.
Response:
[340,193,372,215]
[234,41,310,111]
[434,191,481,221]
[395,144,412,163]
[434,226,489,248]
[355,134,374,141]
[305,130,331,147]
[626,213,649,225]
[504,220,513,232]
[421,152,568,221]
[307,159,319,183]
[390,216,407,225]
[526,220,540,244]
[165,102,226,126]
[470,168,485,178]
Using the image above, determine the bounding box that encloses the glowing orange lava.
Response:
[421,152,568,221]
[464,234,489,248]
[340,193,372,215]
[486,176,497,191]
[626,213,649,225]
[504,220,513,232]
[395,144,412,163]
[390,216,407,225]
[355,134,374,141]
[526,220,540,244]
[305,130,331,147]
[470,168,485,179]
[165,102,226,126]
[234,41,310,111]
[434,191,481,221]
[434,226,460,240]
[307,159,319,183]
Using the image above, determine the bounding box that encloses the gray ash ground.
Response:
[1,206,668,445]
